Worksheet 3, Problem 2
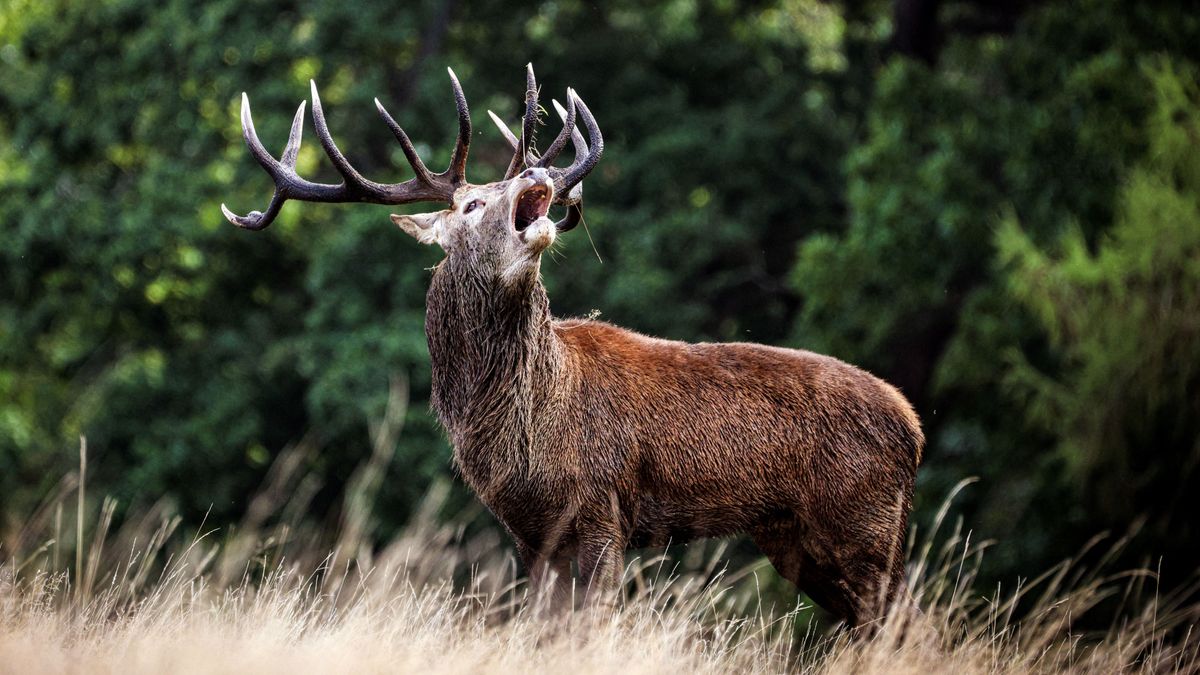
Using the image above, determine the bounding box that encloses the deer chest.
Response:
[453,443,575,542]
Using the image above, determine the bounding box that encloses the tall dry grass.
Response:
[1,437,1197,674]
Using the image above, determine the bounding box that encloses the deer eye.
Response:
[463,200,482,214]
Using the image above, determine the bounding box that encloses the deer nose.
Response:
[519,167,549,181]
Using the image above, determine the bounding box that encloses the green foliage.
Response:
[2,0,1199,592]
[997,60,1200,561]
[0,0,463,524]
[789,1,1199,577]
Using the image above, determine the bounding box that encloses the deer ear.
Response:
[391,212,446,246]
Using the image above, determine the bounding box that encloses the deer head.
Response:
[221,65,603,286]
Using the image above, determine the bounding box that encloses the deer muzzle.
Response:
[513,168,554,232]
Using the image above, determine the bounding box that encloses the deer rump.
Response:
[449,317,924,626]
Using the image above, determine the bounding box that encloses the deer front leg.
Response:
[576,516,626,607]
[516,539,572,612]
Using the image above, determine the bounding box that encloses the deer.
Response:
[221,65,924,627]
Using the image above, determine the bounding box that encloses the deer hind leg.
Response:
[807,545,907,630]
[751,519,809,590]
[754,511,907,628]
[806,499,911,629]
[752,520,858,623]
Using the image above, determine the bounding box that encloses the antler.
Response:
[221,68,472,231]
[487,64,603,231]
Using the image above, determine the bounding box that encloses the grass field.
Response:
[2,448,1197,674]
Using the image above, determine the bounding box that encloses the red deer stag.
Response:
[222,66,924,626]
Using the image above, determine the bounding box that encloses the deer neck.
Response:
[424,261,566,460]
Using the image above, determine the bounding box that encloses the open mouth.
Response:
[513,184,552,232]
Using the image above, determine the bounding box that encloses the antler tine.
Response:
[281,99,306,167]
[310,80,391,199]
[484,96,585,232]
[552,89,603,197]
[488,110,520,150]
[446,67,471,186]
[544,98,586,231]
[237,92,279,176]
[549,98,588,204]
[222,71,474,230]
[375,98,437,185]
[521,64,539,159]
[554,203,584,232]
[504,63,541,179]
[222,93,346,230]
[487,110,538,167]
[489,97,583,175]
[373,68,472,188]
[221,98,308,229]
[536,95,575,169]
[488,85,598,210]
[220,94,280,230]
[551,98,588,151]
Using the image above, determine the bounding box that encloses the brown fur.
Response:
[418,189,924,624]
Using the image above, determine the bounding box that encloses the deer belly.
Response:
[627,493,777,547]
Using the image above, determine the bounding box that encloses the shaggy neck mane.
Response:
[424,259,566,463]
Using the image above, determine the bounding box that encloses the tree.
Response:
[998,60,1200,581]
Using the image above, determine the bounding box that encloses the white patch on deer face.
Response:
[521,216,556,252]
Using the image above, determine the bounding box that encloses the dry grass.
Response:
[2,441,1198,674]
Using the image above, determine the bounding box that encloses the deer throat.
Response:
[424,267,563,471]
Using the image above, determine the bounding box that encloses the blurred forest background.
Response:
[2,0,1199,598]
